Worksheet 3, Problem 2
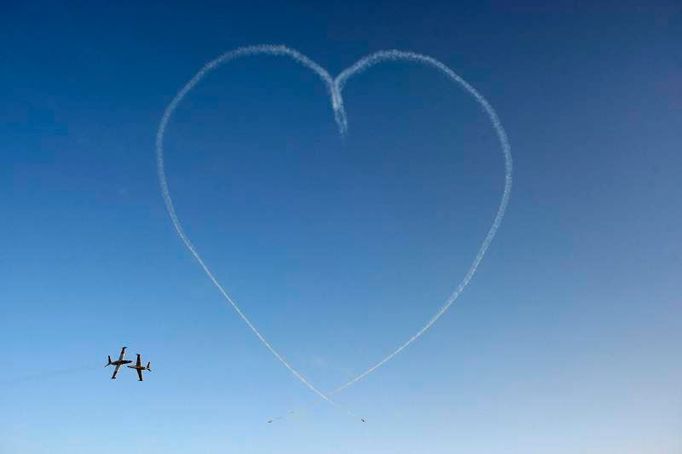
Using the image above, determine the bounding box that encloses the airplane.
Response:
[106,347,132,379]
[127,353,152,381]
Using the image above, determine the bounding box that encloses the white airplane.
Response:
[106,347,132,379]
[127,353,152,381]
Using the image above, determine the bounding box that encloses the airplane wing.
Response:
[111,364,121,380]
[136,368,144,382]
[135,354,142,368]
[117,347,127,361]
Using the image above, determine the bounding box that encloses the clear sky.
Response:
[1,2,681,453]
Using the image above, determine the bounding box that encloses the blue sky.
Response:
[1,1,681,453]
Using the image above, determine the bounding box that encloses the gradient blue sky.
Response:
[1,2,681,453]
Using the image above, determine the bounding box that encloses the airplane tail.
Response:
[106,355,112,366]
[146,362,151,372]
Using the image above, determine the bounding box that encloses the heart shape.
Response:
[155,45,513,407]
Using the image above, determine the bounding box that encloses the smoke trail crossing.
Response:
[155,45,513,412]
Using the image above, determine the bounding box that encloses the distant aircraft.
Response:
[127,353,152,381]
[106,347,132,379]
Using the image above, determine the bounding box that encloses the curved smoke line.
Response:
[327,50,513,395]
[156,45,338,407]
[155,45,513,411]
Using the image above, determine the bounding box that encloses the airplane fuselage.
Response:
[111,360,132,366]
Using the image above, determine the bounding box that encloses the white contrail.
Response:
[1,365,100,386]
[156,45,339,408]
[155,45,513,414]
[328,50,513,394]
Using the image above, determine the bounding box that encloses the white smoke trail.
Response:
[156,45,339,408]
[156,45,513,416]
[1,364,100,386]
[327,50,513,394]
